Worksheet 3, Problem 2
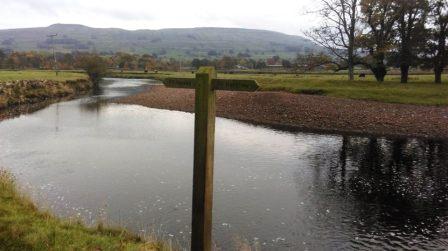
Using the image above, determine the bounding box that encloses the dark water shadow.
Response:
[306,135,448,248]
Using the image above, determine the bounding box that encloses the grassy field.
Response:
[0,70,87,82]
[1,70,446,105]
[108,71,448,106]
[0,170,171,251]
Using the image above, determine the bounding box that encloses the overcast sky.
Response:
[2,0,322,35]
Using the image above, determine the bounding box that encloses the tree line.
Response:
[307,0,448,83]
[0,51,171,72]
[0,50,296,72]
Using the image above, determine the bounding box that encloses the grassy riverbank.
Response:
[0,71,92,109]
[109,71,448,106]
[0,170,169,250]
[0,70,87,82]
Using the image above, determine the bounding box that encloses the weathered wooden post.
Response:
[164,67,259,251]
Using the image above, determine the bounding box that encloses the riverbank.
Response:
[0,170,169,250]
[0,79,92,110]
[108,71,448,106]
[117,86,448,140]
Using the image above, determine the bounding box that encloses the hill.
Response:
[0,24,319,59]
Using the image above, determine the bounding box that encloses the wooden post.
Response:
[191,67,216,251]
[163,67,259,251]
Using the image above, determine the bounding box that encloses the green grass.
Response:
[3,70,445,106]
[108,71,448,106]
[0,170,171,251]
[0,70,87,82]
[237,73,448,106]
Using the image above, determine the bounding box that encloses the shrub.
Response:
[79,55,108,84]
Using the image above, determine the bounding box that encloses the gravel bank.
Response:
[118,86,448,140]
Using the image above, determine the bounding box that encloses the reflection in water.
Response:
[0,78,447,250]
[310,137,448,250]
[79,78,156,115]
[92,83,104,96]
[79,99,110,114]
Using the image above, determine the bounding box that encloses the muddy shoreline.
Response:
[117,86,448,140]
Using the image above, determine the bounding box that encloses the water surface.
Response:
[0,78,447,250]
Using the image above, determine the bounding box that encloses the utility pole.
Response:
[47,34,58,76]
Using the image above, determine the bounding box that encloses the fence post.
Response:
[191,67,217,251]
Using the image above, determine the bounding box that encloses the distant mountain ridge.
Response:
[0,24,319,59]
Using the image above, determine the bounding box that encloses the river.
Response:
[0,78,447,250]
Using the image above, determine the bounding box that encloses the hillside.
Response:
[0,24,319,59]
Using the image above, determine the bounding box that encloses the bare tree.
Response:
[395,0,429,83]
[306,0,361,81]
[427,0,448,83]
[360,0,400,82]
